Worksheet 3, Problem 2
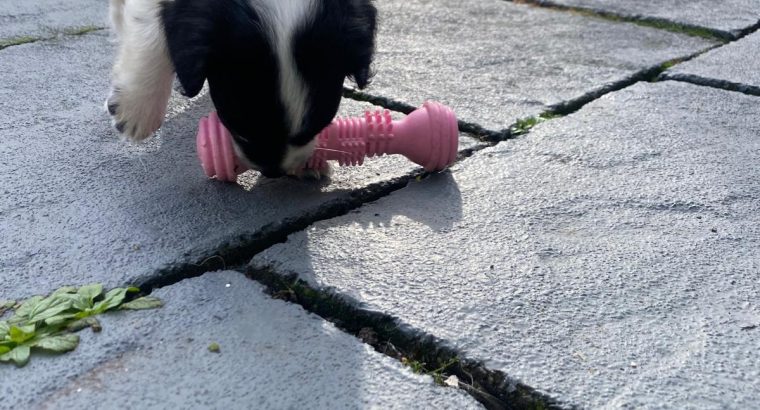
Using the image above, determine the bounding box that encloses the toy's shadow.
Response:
[263,171,464,289]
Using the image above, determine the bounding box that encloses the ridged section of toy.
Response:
[364,109,394,159]
[197,112,240,182]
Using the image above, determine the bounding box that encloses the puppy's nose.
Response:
[261,168,285,178]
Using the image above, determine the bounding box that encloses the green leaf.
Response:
[0,345,30,366]
[0,345,10,355]
[57,293,92,311]
[44,313,77,326]
[27,295,73,323]
[9,324,36,344]
[0,320,9,337]
[127,287,140,293]
[119,296,163,310]
[52,287,78,295]
[77,284,103,304]
[73,309,93,320]
[93,288,129,314]
[34,334,79,353]
[13,296,44,320]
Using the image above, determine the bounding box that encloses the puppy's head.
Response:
[161,0,377,178]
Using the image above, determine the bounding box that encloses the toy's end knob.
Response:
[395,101,459,172]
[196,112,243,182]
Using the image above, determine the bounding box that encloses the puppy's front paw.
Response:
[106,84,167,141]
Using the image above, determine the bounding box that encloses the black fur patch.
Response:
[162,0,377,177]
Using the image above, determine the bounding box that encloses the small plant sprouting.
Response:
[510,112,561,136]
[0,284,162,367]
[402,356,460,386]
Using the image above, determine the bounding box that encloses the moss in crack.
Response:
[0,36,38,50]
[511,0,728,42]
[62,25,103,36]
[509,112,562,136]
[631,19,723,41]
[248,266,561,410]
[0,26,104,52]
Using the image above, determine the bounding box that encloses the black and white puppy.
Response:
[107,0,377,178]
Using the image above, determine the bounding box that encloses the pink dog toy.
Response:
[196,101,458,182]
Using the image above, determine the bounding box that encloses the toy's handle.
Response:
[197,102,459,182]
[306,101,458,172]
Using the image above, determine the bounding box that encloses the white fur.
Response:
[108,0,175,141]
[254,0,315,136]
[283,139,317,171]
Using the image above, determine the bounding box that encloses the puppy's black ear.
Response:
[161,0,216,97]
[343,0,377,89]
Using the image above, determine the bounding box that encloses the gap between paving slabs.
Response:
[345,45,721,139]
[662,72,760,98]
[0,25,104,51]
[244,266,562,410]
[658,27,760,97]
[507,0,752,42]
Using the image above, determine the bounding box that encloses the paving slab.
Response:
[0,32,479,300]
[252,81,760,408]
[524,0,760,39]
[0,0,107,41]
[1,271,481,409]
[664,31,760,95]
[355,0,714,132]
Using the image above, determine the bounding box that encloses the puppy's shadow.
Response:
[352,171,463,233]
[264,171,464,290]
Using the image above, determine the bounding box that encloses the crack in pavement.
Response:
[243,266,566,410]
[656,22,760,97]
[507,0,743,42]
[345,45,716,140]
[660,73,760,98]
[0,25,104,51]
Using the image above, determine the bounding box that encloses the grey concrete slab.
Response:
[664,31,760,95]
[0,0,107,40]
[525,0,760,39]
[1,271,482,409]
[0,32,479,300]
[252,82,760,408]
[354,0,714,132]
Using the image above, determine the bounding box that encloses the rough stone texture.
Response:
[354,0,714,132]
[528,0,760,38]
[0,0,107,40]
[252,82,760,408]
[1,271,481,409]
[0,33,478,300]
[664,31,760,95]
